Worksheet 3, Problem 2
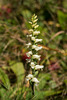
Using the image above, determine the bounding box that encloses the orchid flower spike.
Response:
[26,14,44,95]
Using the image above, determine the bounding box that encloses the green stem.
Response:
[32,82,35,95]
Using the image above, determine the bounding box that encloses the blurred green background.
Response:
[0,0,67,100]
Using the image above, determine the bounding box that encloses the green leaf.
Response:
[21,10,32,20]
[0,68,10,89]
[11,62,25,82]
[63,0,67,9]
[39,79,46,90]
[38,73,51,89]
[38,73,51,81]
[33,90,56,100]
[60,61,67,71]
[49,80,57,89]
[57,10,67,30]
[44,90,56,96]
[26,91,32,100]
[64,79,67,85]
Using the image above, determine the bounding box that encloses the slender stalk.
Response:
[32,82,35,95]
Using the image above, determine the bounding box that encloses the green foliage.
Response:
[57,10,67,30]
[0,62,25,100]
[10,62,25,82]
[63,0,67,9]
[21,10,32,20]
[0,68,10,89]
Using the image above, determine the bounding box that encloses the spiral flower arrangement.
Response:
[26,14,44,95]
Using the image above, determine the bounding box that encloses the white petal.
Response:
[32,45,36,48]
[26,51,32,57]
[26,43,31,48]
[32,45,42,51]
[33,19,38,23]
[27,34,32,37]
[29,21,32,24]
[30,62,35,67]
[32,54,41,60]
[34,25,39,29]
[31,37,35,41]
[31,78,39,83]
[29,29,33,32]
[33,31,40,35]
[31,37,42,43]
[26,74,33,80]
[32,23,37,27]
[34,15,37,19]
[35,65,44,70]
[35,39,42,43]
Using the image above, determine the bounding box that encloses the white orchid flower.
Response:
[35,65,44,70]
[34,25,39,29]
[32,54,41,60]
[33,31,40,35]
[26,51,32,57]
[29,29,33,32]
[31,37,42,43]
[31,78,39,83]
[26,74,33,81]
[30,62,35,69]
[33,19,38,23]
[26,43,31,48]
[27,34,32,37]
[35,39,42,43]
[29,22,32,24]
[31,37,36,41]
[26,14,44,93]
[32,45,42,51]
